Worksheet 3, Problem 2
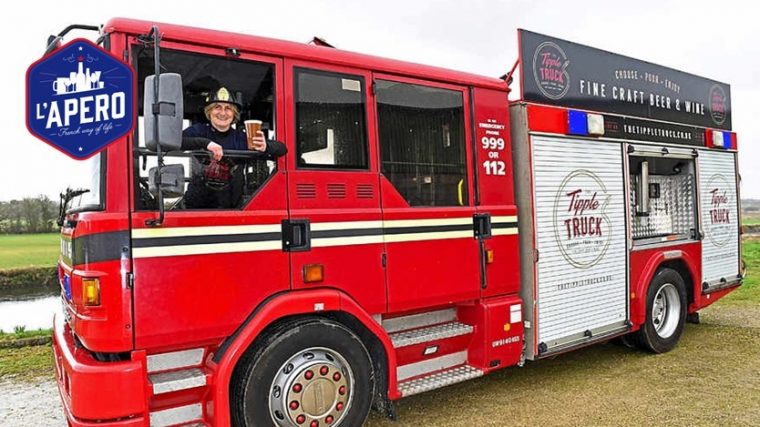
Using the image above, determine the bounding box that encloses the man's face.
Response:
[208,102,236,131]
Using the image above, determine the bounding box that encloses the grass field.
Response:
[722,238,759,305]
[744,212,760,226]
[0,233,59,270]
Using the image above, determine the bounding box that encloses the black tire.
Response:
[633,268,687,353]
[231,317,374,427]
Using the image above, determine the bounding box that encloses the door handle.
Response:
[282,219,311,252]
[473,214,492,239]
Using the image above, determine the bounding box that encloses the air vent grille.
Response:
[296,183,316,199]
[327,183,346,199]
[357,184,374,199]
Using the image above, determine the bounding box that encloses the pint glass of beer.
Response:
[244,120,263,150]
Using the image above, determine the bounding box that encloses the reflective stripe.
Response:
[133,223,280,238]
[131,216,518,258]
[133,240,282,259]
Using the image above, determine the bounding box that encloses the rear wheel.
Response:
[633,268,687,353]
[231,318,374,427]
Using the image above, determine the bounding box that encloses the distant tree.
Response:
[9,200,23,234]
[21,198,41,233]
[37,195,56,232]
[0,196,59,234]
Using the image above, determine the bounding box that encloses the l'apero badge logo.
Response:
[26,38,134,160]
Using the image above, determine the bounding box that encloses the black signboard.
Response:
[603,115,705,146]
[519,30,732,130]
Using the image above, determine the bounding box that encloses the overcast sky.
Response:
[2,0,757,201]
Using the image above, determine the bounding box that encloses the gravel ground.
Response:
[0,378,65,426]
[1,303,757,426]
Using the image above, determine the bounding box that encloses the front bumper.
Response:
[52,314,147,426]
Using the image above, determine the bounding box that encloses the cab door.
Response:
[471,87,521,298]
[129,43,289,349]
[284,61,386,314]
[373,75,481,312]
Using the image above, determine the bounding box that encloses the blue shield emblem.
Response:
[26,38,134,160]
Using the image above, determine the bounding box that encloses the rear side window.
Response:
[376,80,468,206]
[295,69,368,169]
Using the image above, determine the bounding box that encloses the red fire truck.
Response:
[51,19,743,427]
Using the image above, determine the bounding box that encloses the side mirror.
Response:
[144,73,184,152]
[149,164,185,198]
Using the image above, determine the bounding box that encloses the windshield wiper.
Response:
[57,187,90,226]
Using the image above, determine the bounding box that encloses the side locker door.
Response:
[470,87,521,297]
[284,60,386,314]
[531,136,628,353]
[373,75,481,313]
[698,149,741,290]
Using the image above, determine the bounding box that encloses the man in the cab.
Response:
[181,87,286,209]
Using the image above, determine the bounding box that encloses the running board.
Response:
[149,368,207,395]
[390,321,473,348]
[398,365,483,397]
[149,403,203,427]
[382,308,456,333]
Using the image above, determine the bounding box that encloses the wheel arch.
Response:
[210,288,397,426]
[631,250,700,327]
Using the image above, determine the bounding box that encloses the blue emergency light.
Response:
[567,110,588,135]
[567,110,604,137]
[711,130,731,149]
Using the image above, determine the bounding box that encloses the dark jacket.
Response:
[181,123,287,157]
[181,123,286,209]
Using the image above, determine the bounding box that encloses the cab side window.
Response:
[133,47,277,210]
[376,80,468,207]
[295,69,368,169]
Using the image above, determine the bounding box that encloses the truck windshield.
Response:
[67,152,105,212]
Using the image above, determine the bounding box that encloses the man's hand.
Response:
[251,131,267,152]
[206,141,223,160]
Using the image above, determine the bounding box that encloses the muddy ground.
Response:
[1,303,758,427]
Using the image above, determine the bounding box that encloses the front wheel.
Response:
[633,268,687,353]
[231,318,374,427]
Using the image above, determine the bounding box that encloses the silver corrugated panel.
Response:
[398,364,483,397]
[698,151,739,285]
[531,136,628,349]
[631,174,695,239]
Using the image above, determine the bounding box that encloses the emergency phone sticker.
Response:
[479,119,507,176]
[26,38,134,160]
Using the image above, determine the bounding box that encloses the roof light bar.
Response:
[567,110,604,137]
[705,129,736,149]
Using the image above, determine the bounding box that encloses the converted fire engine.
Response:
[51,18,743,427]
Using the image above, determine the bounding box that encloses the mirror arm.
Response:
[145,25,165,227]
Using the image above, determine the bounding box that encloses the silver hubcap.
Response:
[652,283,681,338]
[269,347,354,426]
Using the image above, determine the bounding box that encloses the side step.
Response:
[149,403,203,427]
[382,308,456,333]
[390,321,473,348]
[398,364,483,397]
[149,368,207,395]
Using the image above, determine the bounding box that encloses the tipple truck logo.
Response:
[708,84,727,126]
[552,170,612,269]
[705,174,732,247]
[532,41,570,100]
[26,39,134,160]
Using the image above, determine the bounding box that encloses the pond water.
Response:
[0,296,60,333]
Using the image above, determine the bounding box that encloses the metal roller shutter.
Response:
[531,136,628,351]
[698,150,740,287]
